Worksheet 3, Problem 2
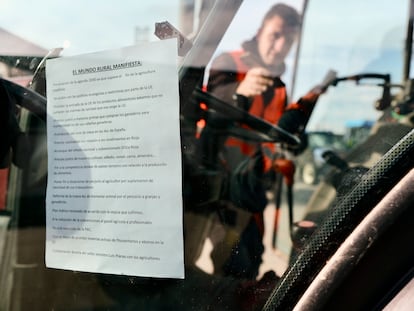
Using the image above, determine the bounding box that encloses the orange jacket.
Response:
[224,50,288,172]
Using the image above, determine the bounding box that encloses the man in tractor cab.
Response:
[203,3,325,280]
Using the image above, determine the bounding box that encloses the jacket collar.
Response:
[241,37,286,77]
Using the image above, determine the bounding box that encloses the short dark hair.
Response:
[262,3,301,28]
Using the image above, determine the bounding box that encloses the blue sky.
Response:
[1,0,411,133]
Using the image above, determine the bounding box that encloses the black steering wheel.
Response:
[0,78,47,121]
[193,88,301,147]
[0,78,46,169]
[1,80,301,151]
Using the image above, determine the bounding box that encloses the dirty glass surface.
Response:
[1,1,413,310]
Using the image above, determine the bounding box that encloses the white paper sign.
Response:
[45,39,184,279]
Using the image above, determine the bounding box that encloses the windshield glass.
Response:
[1,1,413,311]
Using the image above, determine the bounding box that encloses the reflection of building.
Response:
[179,0,214,37]
[0,27,48,86]
[134,26,150,43]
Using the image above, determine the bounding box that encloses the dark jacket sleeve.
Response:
[206,53,240,106]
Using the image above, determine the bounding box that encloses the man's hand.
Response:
[235,67,273,98]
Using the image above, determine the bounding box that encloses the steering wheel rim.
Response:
[0,78,47,121]
[193,88,301,146]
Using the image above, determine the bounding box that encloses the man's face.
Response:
[257,15,298,67]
